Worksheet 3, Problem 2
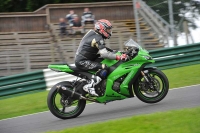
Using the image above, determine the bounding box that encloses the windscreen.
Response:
[124,39,141,49]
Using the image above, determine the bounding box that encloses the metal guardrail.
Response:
[0,70,46,98]
[149,42,200,69]
[0,43,199,98]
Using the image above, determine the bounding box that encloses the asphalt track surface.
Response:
[0,85,200,133]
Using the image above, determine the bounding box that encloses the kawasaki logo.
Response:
[122,71,134,85]
[112,75,121,80]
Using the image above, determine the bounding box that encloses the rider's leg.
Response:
[83,65,108,96]
[75,58,108,96]
[82,75,102,96]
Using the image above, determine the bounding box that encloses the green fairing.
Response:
[96,49,154,103]
[48,64,74,73]
[101,59,118,67]
[101,52,120,66]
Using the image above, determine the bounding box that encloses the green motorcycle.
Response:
[47,39,169,119]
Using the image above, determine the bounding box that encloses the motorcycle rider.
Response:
[75,19,129,96]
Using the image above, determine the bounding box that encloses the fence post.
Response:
[118,32,123,51]
[25,47,31,72]
[6,55,11,75]
[133,0,143,47]
[168,0,176,46]
[46,7,50,25]
[165,25,169,47]
[50,43,55,63]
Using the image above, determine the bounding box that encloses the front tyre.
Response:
[47,81,86,119]
[134,69,169,103]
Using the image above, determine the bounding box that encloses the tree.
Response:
[0,0,127,12]
[143,0,200,45]
[143,0,200,31]
[0,0,27,12]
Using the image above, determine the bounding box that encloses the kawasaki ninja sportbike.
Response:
[47,39,169,119]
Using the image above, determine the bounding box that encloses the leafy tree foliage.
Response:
[143,0,200,31]
[0,0,126,12]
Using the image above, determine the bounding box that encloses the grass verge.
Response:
[0,64,200,120]
[163,64,200,88]
[46,107,200,133]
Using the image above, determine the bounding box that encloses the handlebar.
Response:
[124,47,139,57]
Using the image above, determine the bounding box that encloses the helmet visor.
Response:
[106,28,112,35]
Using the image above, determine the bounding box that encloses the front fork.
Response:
[141,70,159,93]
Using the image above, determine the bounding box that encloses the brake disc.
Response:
[140,77,160,96]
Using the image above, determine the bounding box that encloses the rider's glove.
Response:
[116,54,129,61]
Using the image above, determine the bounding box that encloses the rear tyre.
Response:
[134,69,169,103]
[47,81,86,119]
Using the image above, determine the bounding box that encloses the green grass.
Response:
[163,64,200,88]
[46,107,200,133]
[0,64,200,120]
[0,91,49,120]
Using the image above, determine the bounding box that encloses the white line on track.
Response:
[170,84,200,90]
[0,84,200,121]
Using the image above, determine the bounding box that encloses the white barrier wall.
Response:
[43,69,77,90]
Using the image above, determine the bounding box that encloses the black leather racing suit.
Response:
[75,30,117,71]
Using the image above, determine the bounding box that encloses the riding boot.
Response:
[83,65,108,96]
[83,75,102,96]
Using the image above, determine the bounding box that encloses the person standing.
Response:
[81,8,95,25]
[59,18,68,37]
[66,10,77,26]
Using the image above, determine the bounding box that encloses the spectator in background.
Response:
[81,8,95,25]
[66,10,77,27]
[71,16,85,34]
[59,18,68,37]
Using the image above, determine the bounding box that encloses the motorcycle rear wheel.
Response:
[47,81,86,119]
[134,69,169,103]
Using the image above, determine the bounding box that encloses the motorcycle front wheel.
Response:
[134,69,169,103]
[47,81,86,119]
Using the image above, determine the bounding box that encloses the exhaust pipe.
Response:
[57,86,98,103]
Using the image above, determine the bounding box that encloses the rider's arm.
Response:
[105,47,113,52]
[97,39,117,60]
